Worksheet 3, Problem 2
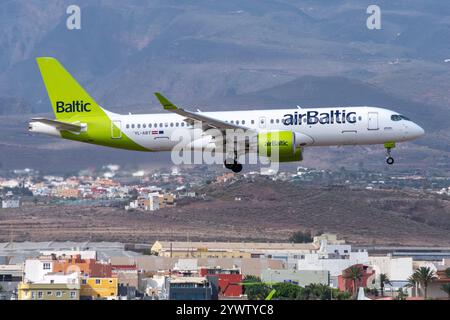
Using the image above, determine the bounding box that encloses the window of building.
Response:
[56,291,62,297]
[31,292,35,299]
[96,279,101,285]
[43,263,51,270]
[70,291,76,299]
[38,291,43,299]
[47,291,52,295]
[82,279,87,284]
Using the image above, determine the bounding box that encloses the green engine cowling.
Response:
[257,131,302,162]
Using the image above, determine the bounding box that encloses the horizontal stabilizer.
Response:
[30,117,83,132]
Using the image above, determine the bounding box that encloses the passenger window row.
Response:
[126,122,190,129]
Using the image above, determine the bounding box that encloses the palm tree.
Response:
[440,283,450,299]
[406,274,419,297]
[413,267,436,299]
[343,265,364,299]
[379,273,392,297]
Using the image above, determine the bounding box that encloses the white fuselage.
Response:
[105,106,424,151]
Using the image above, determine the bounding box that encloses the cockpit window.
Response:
[391,114,410,121]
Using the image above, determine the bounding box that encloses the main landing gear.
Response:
[224,157,243,173]
[384,142,396,165]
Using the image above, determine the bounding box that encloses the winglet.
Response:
[154,92,178,110]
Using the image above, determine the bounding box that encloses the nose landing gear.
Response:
[384,142,396,165]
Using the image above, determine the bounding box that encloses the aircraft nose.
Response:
[411,123,425,138]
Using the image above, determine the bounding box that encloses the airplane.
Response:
[28,57,425,173]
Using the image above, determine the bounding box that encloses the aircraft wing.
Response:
[154,92,250,132]
[30,117,83,132]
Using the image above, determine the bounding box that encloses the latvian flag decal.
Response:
[152,130,164,135]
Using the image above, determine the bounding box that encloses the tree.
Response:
[445,268,450,278]
[343,265,364,299]
[272,283,303,300]
[306,283,333,300]
[406,274,419,297]
[440,283,450,299]
[379,273,392,297]
[288,231,313,243]
[413,267,436,299]
[242,276,270,300]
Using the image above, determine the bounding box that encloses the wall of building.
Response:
[24,259,54,283]
[18,283,79,300]
[261,269,329,287]
[80,277,118,299]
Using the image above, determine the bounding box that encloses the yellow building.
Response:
[80,277,118,299]
[18,282,80,300]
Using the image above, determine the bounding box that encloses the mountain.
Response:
[1,0,450,113]
[0,0,449,172]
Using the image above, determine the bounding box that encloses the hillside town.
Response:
[0,165,449,300]
[0,234,449,300]
[0,165,449,211]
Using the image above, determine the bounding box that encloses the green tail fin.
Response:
[36,57,105,120]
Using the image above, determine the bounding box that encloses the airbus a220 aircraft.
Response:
[29,57,425,173]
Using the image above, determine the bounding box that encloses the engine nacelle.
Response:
[257,131,313,162]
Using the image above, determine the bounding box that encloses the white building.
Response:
[296,240,369,287]
[40,250,97,260]
[2,198,21,208]
[148,192,160,211]
[368,255,413,293]
[41,272,80,285]
[24,257,55,283]
[144,275,169,300]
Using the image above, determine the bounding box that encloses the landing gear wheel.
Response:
[231,163,243,173]
[386,157,394,165]
[384,142,396,165]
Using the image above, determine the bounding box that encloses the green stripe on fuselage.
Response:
[60,115,150,152]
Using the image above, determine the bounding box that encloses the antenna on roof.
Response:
[296,105,302,109]
[196,109,202,112]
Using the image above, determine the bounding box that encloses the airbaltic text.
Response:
[283,110,356,126]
